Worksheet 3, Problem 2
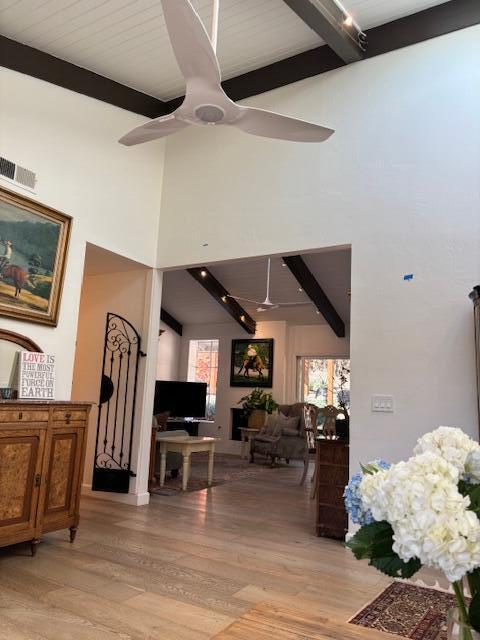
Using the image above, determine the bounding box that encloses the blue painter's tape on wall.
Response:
[403,274,414,281]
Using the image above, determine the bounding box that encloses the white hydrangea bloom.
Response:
[360,451,480,583]
[465,449,480,483]
[361,465,398,522]
[414,426,480,478]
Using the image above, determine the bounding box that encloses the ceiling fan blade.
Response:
[227,295,263,305]
[276,302,313,307]
[161,0,221,88]
[231,106,334,143]
[257,304,280,313]
[119,112,189,146]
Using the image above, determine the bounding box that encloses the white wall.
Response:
[157,321,181,380]
[158,27,480,469]
[176,319,348,454]
[285,324,350,402]
[71,269,148,487]
[0,68,165,400]
[71,266,162,504]
[177,321,287,453]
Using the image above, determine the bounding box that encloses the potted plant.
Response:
[238,388,278,429]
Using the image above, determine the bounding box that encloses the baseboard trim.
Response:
[81,484,150,506]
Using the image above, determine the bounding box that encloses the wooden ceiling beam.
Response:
[3,1,478,117]
[160,307,183,336]
[0,36,169,118]
[187,267,256,335]
[167,0,480,110]
[282,0,364,63]
[282,255,345,338]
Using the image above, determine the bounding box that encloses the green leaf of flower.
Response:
[346,521,421,579]
[468,486,480,518]
[370,554,421,579]
[459,481,480,519]
[346,521,393,560]
[469,593,480,632]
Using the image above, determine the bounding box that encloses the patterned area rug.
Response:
[350,582,459,639]
[150,453,282,495]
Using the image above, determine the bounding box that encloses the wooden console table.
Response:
[0,400,91,554]
[158,436,219,491]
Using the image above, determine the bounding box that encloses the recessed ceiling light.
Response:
[282,262,286,267]
[240,315,245,322]
[200,269,207,277]
[221,295,227,302]
[298,287,303,292]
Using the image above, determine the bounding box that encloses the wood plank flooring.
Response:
[215,602,395,639]
[0,461,445,639]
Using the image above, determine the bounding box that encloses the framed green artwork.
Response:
[0,187,71,326]
[230,338,274,388]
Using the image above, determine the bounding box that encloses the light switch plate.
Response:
[372,395,394,413]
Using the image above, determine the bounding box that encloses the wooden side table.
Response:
[238,427,260,460]
[158,436,220,491]
[315,439,349,540]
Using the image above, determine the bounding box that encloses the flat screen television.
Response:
[154,380,207,419]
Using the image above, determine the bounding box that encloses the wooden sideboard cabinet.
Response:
[315,439,349,540]
[0,400,91,555]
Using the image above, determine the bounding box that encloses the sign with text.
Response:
[18,352,56,400]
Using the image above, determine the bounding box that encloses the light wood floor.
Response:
[0,462,444,639]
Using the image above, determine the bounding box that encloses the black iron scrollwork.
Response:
[93,313,143,493]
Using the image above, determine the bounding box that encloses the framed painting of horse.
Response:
[0,186,71,326]
[230,338,274,388]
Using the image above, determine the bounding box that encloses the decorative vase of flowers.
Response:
[448,608,480,640]
[344,427,480,640]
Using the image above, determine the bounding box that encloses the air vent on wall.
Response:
[0,156,37,191]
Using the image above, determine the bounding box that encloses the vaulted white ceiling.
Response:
[0,0,449,101]
[161,248,351,327]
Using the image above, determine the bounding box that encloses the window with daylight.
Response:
[187,339,219,420]
[297,357,350,413]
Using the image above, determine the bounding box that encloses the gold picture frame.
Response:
[0,186,71,326]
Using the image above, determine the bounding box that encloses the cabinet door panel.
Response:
[44,428,83,525]
[0,430,43,536]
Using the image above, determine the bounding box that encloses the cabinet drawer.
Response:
[0,409,49,423]
[52,421,85,431]
[52,409,87,423]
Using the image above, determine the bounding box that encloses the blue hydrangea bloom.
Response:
[343,459,390,526]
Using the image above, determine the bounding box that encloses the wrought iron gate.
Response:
[92,312,144,493]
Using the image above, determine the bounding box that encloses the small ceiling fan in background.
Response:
[119,0,335,146]
[227,258,313,313]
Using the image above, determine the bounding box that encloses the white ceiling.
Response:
[161,248,351,327]
[1,0,449,101]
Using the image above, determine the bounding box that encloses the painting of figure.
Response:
[230,338,274,388]
[0,187,71,326]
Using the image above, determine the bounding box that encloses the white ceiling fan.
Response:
[119,0,334,146]
[228,258,313,313]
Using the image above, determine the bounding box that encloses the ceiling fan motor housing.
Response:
[194,104,225,123]
[119,0,334,145]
